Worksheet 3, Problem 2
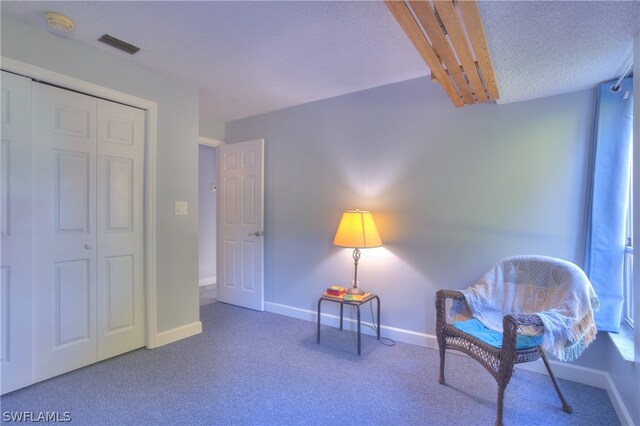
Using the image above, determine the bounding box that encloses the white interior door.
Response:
[32,82,98,381]
[218,139,264,311]
[96,99,145,360]
[1,71,33,394]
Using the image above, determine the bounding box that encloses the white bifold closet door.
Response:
[31,82,145,382]
[1,72,33,394]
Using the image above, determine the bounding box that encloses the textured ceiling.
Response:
[1,1,639,122]
[479,1,640,104]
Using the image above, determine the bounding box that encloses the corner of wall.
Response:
[199,114,226,142]
[633,28,640,364]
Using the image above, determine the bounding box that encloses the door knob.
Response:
[84,243,93,249]
[248,231,264,237]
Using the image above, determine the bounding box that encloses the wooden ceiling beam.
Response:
[430,61,490,99]
[385,0,499,107]
[457,0,500,100]
[384,0,464,107]
[408,0,475,105]
[433,0,488,103]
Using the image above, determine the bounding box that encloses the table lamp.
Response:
[333,209,382,295]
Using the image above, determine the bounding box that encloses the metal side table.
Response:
[316,293,380,355]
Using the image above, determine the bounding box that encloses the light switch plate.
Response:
[175,201,188,216]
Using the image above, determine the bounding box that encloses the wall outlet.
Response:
[175,201,188,216]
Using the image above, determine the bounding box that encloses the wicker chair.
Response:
[435,290,573,426]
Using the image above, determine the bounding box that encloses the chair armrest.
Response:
[501,314,544,355]
[435,289,466,331]
[504,313,543,328]
[436,289,465,301]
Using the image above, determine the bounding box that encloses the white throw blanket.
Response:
[460,255,599,362]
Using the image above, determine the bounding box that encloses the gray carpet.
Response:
[1,302,619,425]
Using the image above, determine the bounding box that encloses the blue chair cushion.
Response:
[452,318,544,350]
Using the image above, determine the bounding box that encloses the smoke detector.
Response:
[44,12,74,32]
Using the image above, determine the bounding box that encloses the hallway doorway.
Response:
[198,139,221,306]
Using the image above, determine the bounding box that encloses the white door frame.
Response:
[1,57,161,348]
[198,137,224,292]
[199,136,224,148]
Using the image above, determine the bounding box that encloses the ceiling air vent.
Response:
[97,34,140,55]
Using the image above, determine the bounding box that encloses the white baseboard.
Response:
[150,321,202,348]
[265,301,434,347]
[604,372,635,426]
[264,301,631,425]
[515,358,609,388]
[199,276,216,287]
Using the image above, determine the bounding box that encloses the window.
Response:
[623,135,634,328]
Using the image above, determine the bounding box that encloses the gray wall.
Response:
[227,76,595,341]
[227,72,640,422]
[199,114,225,141]
[198,145,217,282]
[1,14,200,333]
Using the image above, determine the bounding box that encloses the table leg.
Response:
[317,298,322,344]
[357,305,361,355]
[340,303,344,330]
[376,296,381,340]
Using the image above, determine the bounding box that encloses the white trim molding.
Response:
[605,372,635,426]
[632,29,640,364]
[154,321,203,348]
[517,360,632,425]
[199,276,217,287]
[265,300,632,425]
[199,136,224,147]
[1,56,160,350]
[265,301,434,348]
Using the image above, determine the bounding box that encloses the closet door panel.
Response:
[96,99,145,360]
[32,83,98,382]
[0,71,33,394]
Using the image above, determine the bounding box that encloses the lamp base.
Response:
[346,286,365,295]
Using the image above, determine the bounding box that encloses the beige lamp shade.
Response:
[333,210,382,248]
